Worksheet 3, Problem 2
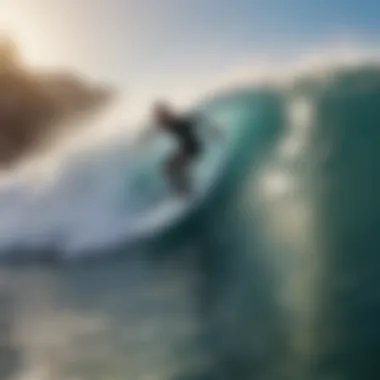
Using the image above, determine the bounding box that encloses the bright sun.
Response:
[0,0,79,69]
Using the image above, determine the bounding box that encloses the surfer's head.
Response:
[152,101,176,125]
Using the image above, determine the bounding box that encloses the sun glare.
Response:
[0,1,83,69]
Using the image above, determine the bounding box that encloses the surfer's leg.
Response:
[165,152,180,193]
[176,153,192,196]
[166,151,192,197]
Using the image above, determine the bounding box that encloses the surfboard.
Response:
[125,142,229,241]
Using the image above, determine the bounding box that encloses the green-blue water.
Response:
[1,66,380,380]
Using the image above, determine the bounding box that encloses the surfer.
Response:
[143,101,222,197]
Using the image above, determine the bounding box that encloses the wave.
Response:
[0,63,379,259]
[1,60,380,378]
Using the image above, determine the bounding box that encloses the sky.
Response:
[1,0,379,122]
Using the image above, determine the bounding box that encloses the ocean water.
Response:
[1,64,380,380]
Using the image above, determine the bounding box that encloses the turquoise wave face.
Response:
[109,88,282,245]
[148,66,380,379]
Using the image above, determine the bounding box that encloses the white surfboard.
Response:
[125,133,229,241]
[126,173,222,241]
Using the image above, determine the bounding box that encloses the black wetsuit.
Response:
[168,116,201,157]
[162,114,205,195]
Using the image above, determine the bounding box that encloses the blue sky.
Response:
[1,0,378,120]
